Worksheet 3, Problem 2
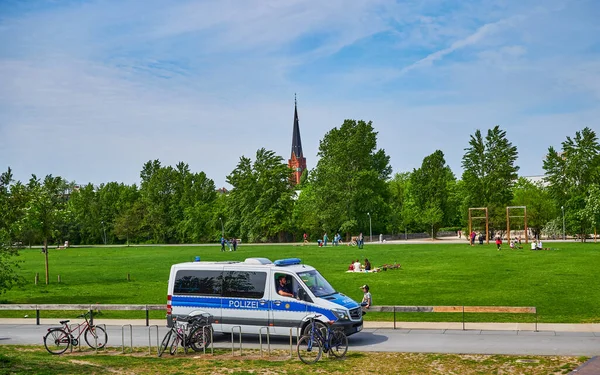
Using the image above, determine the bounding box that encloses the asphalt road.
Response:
[1,324,599,356]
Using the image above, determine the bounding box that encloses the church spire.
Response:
[288,94,307,186]
[291,94,303,159]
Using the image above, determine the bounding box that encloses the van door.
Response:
[269,271,310,334]
[220,267,270,335]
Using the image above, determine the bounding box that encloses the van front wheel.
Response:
[303,321,327,337]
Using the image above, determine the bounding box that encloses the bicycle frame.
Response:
[59,313,94,341]
[306,316,334,351]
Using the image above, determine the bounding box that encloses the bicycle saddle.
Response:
[60,320,70,324]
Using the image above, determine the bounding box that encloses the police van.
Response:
[166,257,363,336]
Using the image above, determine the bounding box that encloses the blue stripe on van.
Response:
[172,295,337,321]
[172,296,221,309]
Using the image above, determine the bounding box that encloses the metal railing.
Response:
[367,305,538,331]
[0,304,165,326]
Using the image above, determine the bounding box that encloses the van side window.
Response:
[222,271,267,299]
[174,270,222,295]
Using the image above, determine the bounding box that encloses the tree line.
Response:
[1,123,599,253]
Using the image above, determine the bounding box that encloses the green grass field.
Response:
[1,242,599,323]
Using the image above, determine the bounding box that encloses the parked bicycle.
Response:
[43,311,108,355]
[158,312,213,357]
[297,314,348,364]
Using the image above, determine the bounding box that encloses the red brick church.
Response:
[288,96,307,186]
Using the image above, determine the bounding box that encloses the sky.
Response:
[1,0,599,189]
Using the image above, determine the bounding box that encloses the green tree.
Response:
[311,119,391,240]
[0,168,23,294]
[114,201,146,246]
[23,175,70,284]
[226,148,295,242]
[387,172,410,236]
[462,125,519,234]
[511,178,557,239]
[581,184,600,237]
[544,127,600,240]
[409,150,455,238]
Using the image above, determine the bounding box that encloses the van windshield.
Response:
[297,270,336,297]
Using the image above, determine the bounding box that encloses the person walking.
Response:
[220,236,225,252]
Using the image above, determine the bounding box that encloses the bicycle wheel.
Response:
[297,335,322,364]
[328,330,348,358]
[169,333,182,355]
[158,330,174,357]
[43,328,70,355]
[189,325,212,352]
[303,321,327,337]
[84,325,108,349]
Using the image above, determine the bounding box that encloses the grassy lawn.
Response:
[1,242,599,323]
[0,346,587,375]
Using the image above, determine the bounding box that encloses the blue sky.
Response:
[1,0,599,188]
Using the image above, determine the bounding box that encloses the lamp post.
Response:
[561,206,565,240]
[219,217,224,238]
[367,212,372,243]
[101,221,107,245]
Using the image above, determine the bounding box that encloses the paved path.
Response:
[2,320,599,356]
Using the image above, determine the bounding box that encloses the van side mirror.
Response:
[298,288,311,302]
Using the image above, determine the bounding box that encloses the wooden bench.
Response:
[368,305,538,331]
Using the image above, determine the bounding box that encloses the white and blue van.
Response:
[166,257,363,336]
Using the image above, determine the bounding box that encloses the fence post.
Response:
[36,306,40,325]
[393,306,396,330]
[462,306,465,331]
[146,305,149,327]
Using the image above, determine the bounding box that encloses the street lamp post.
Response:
[219,217,224,238]
[367,212,372,243]
[101,221,107,245]
[561,206,565,240]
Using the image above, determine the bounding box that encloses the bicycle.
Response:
[158,313,213,357]
[43,311,108,355]
[297,314,348,364]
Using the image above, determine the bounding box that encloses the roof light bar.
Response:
[274,258,301,266]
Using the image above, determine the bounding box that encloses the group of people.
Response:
[317,232,344,246]
[312,232,362,247]
[220,236,238,252]
[495,236,546,250]
[469,231,487,246]
[530,239,546,250]
[348,258,372,272]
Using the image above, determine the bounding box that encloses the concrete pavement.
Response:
[1,318,599,332]
[1,320,599,356]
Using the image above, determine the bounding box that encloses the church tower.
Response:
[288,95,307,186]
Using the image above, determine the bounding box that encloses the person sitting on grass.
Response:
[537,240,544,250]
[360,284,372,315]
[353,259,362,272]
[531,239,538,250]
